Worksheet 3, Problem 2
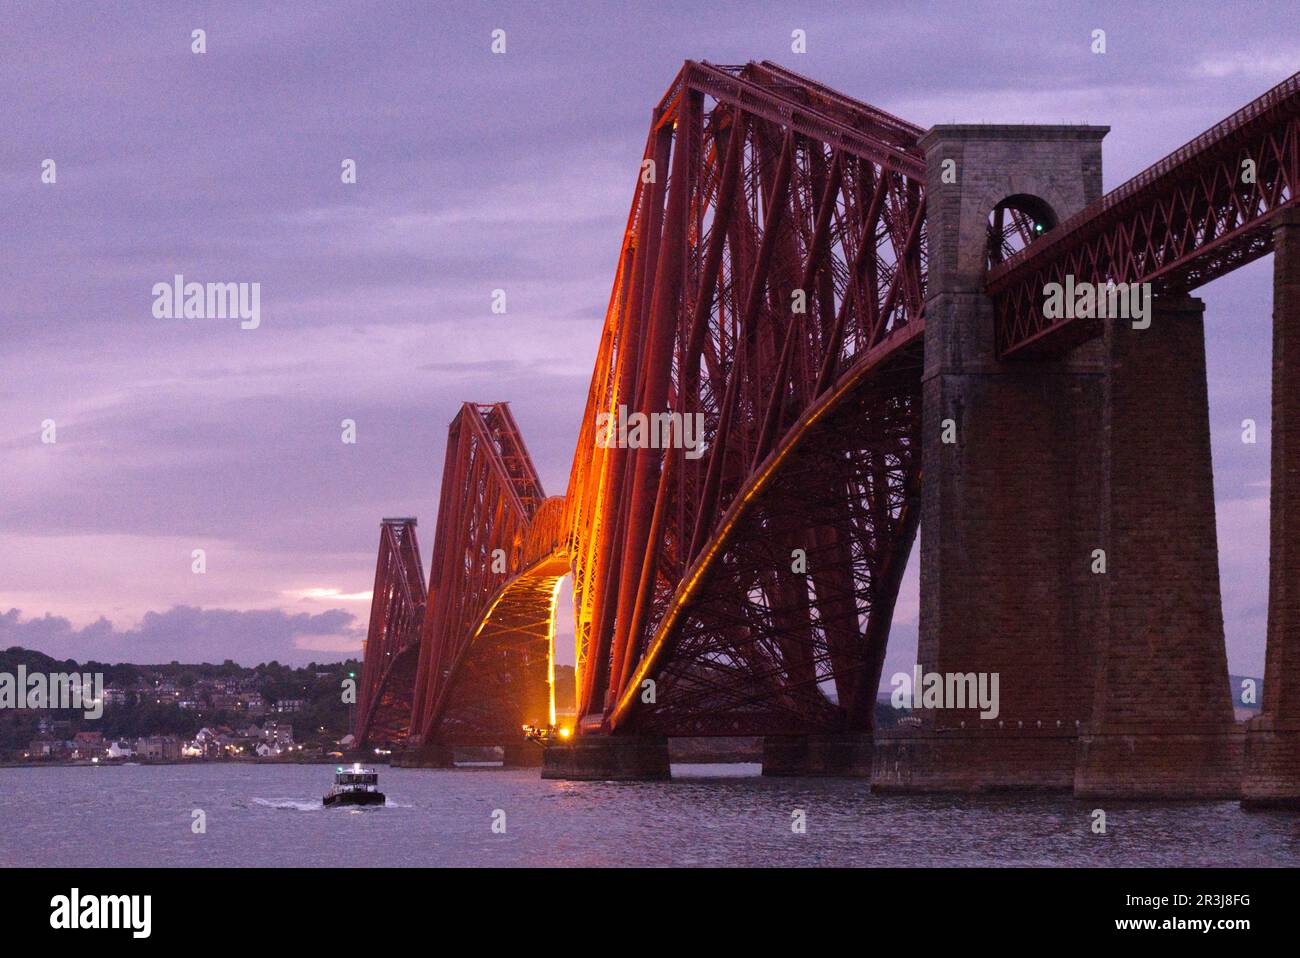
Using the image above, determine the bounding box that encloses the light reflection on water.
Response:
[2,763,1297,867]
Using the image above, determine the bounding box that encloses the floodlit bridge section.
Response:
[354,61,1300,803]
[553,61,927,779]
[406,403,567,766]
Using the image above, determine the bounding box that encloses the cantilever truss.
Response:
[354,518,426,748]
[409,403,566,747]
[357,59,1300,748]
[562,60,928,734]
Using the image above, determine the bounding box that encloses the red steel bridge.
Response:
[356,61,1300,802]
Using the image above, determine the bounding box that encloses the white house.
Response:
[262,721,294,746]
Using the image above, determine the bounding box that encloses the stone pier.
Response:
[761,734,873,777]
[1243,208,1300,807]
[541,734,670,781]
[888,125,1108,791]
[1075,297,1241,799]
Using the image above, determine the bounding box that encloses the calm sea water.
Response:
[2,763,1298,867]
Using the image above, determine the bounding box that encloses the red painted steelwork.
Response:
[354,518,425,749]
[562,61,927,735]
[408,403,564,748]
[989,69,1300,357]
[354,59,1300,753]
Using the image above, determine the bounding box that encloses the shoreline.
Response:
[0,757,348,769]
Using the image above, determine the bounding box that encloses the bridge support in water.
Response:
[541,735,670,781]
[761,734,874,777]
[877,125,1110,793]
[392,741,455,768]
[395,738,544,768]
[1075,295,1241,798]
[354,64,1300,797]
[881,125,1242,797]
[1244,208,1300,807]
[502,740,545,768]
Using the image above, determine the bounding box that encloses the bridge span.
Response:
[356,60,1300,803]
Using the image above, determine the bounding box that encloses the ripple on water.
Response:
[1,764,1298,867]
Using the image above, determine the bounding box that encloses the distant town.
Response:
[2,643,1263,767]
[0,646,361,765]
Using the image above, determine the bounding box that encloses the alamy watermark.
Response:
[152,274,261,329]
[1042,276,1152,329]
[595,405,706,460]
[50,888,150,938]
[890,666,1000,720]
[0,667,103,719]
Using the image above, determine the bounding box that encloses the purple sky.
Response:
[1,1,1294,675]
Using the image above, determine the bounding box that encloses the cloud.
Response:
[1,0,1292,677]
[0,605,362,667]
[1196,51,1300,80]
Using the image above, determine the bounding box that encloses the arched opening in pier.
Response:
[987,193,1058,268]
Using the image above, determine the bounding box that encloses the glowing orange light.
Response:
[546,575,566,727]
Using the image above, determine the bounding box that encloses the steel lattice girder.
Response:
[432,554,569,745]
[620,340,923,735]
[357,644,421,746]
[988,68,1300,358]
[561,60,928,733]
[409,402,566,746]
[369,60,1300,745]
[355,518,426,748]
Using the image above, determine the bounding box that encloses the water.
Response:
[2,763,1298,867]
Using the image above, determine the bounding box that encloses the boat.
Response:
[323,763,385,807]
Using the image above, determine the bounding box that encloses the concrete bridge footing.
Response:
[540,735,670,781]
[391,742,456,768]
[872,729,1077,793]
[1243,716,1300,807]
[502,740,545,767]
[760,734,873,777]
